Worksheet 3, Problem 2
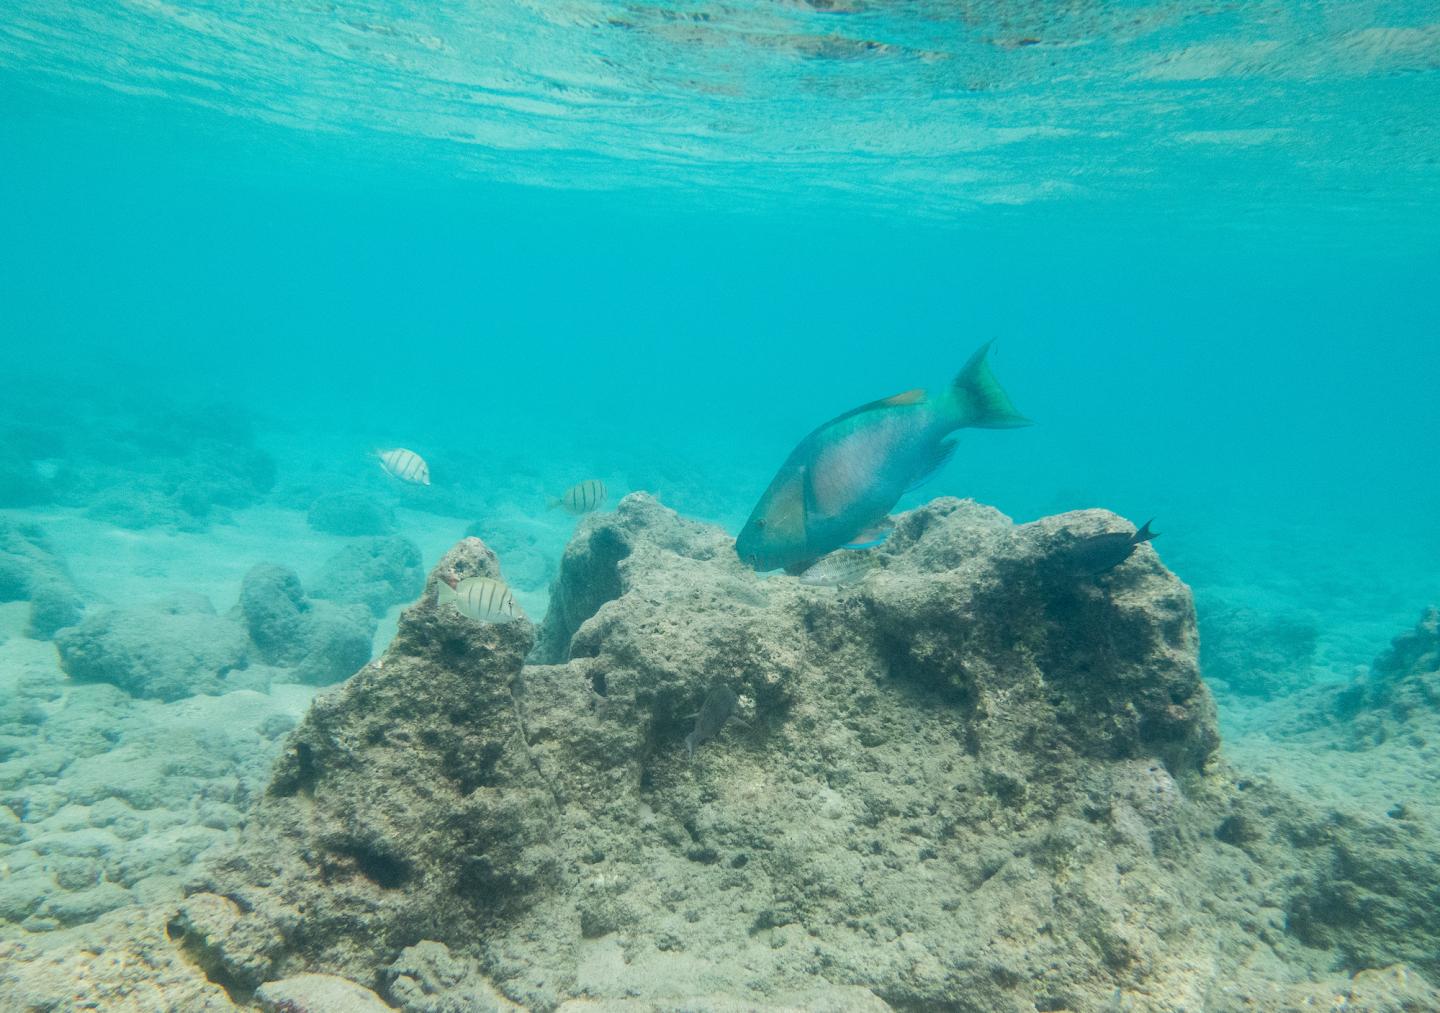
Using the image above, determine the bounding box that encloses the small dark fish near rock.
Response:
[1054,519,1159,577]
[685,685,739,760]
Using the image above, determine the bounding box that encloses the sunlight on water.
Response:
[2,0,1437,216]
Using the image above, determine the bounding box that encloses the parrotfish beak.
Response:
[734,534,780,573]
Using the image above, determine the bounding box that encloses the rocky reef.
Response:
[309,534,425,617]
[1330,606,1440,739]
[0,518,83,640]
[307,493,399,537]
[2,394,279,531]
[6,495,1439,1011]
[1198,600,1321,700]
[238,564,376,686]
[52,564,377,701]
[56,595,257,702]
[130,494,1431,1011]
[0,673,305,932]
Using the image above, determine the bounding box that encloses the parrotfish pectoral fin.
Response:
[907,438,958,492]
[842,520,893,550]
[1133,519,1159,544]
[951,341,1031,429]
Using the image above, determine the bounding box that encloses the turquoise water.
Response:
[1,1,1438,1005]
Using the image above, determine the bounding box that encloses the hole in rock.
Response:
[165,915,249,1004]
[271,741,318,798]
[337,843,411,889]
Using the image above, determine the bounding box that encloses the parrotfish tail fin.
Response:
[547,498,562,511]
[842,519,893,550]
[435,580,458,605]
[1133,519,1159,544]
[950,340,1032,430]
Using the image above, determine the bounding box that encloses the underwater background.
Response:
[1,2,1439,1010]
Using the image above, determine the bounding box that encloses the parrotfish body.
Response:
[735,342,1030,573]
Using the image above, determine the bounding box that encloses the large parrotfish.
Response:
[735,342,1030,573]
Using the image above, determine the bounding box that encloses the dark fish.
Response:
[685,685,738,760]
[1056,519,1159,577]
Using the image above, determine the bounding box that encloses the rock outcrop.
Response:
[168,497,1440,1010]
[0,519,83,640]
[310,534,425,617]
[56,595,254,701]
[307,492,398,536]
[0,678,303,932]
[238,563,375,685]
[1333,605,1440,728]
[1199,600,1321,699]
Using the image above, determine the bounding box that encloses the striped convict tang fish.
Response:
[550,479,606,515]
[377,447,430,486]
[436,576,523,624]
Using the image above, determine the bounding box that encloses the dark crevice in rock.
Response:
[164,913,251,1005]
[328,842,412,890]
[511,688,566,810]
[269,740,318,799]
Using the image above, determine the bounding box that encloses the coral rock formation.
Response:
[56,595,253,701]
[0,518,83,639]
[310,534,425,617]
[238,563,375,685]
[5,495,1436,1011]
[181,497,1243,1009]
[307,492,398,536]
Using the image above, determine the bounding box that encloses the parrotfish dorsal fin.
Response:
[882,388,927,407]
[810,388,931,438]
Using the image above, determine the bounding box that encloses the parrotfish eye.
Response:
[754,519,767,529]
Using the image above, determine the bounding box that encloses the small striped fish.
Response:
[377,447,430,486]
[797,550,879,588]
[437,576,523,624]
[550,479,606,515]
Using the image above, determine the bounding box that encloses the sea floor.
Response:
[0,404,1437,1007]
